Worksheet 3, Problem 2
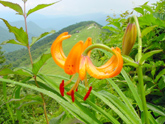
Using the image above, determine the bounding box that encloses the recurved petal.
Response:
[79,56,87,80]
[86,47,123,79]
[64,41,83,75]
[82,37,92,51]
[51,32,71,68]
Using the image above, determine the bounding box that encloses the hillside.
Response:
[4,21,102,68]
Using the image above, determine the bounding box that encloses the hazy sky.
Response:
[0,0,159,16]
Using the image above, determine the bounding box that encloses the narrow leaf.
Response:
[44,74,120,123]
[122,55,138,67]
[49,112,65,124]
[0,18,28,46]
[30,30,55,47]
[60,118,84,124]
[140,50,163,64]
[1,39,22,45]
[99,91,141,124]
[32,53,52,75]
[155,69,165,82]
[26,2,59,17]
[0,77,100,124]
[0,1,23,15]
[17,100,42,109]
[121,69,143,111]
[0,68,32,76]
[3,80,15,124]
[156,116,165,124]
[147,103,165,116]
[141,25,158,38]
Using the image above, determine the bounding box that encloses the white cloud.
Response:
[0,0,159,15]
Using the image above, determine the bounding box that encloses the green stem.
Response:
[83,44,138,67]
[137,66,150,124]
[133,15,150,124]
[83,43,115,56]
[133,15,142,62]
[23,1,49,124]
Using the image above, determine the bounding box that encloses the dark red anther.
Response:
[83,86,92,101]
[59,80,64,96]
[71,90,75,102]
[76,87,78,92]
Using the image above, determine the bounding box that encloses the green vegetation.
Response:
[0,0,165,124]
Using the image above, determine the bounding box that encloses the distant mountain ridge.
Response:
[4,21,102,67]
[0,13,109,52]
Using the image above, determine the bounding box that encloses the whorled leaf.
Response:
[0,1,23,15]
[26,2,59,17]
[0,18,28,46]
[30,30,55,47]
[139,50,163,64]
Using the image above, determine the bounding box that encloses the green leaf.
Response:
[155,69,165,82]
[147,103,165,116]
[60,118,84,124]
[32,53,52,75]
[140,50,163,64]
[0,18,28,46]
[30,30,55,47]
[156,116,165,124]
[1,39,22,45]
[0,77,101,124]
[141,5,153,14]
[15,86,23,124]
[99,91,141,124]
[49,112,65,124]
[158,75,165,90]
[134,7,144,15]
[17,100,42,110]
[26,2,59,17]
[44,74,120,123]
[122,55,138,67]
[0,1,23,15]
[141,25,158,38]
[121,69,143,111]
[2,79,15,124]
[0,68,32,76]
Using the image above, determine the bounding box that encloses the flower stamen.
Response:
[64,74,76,86]
[84,86,92,101]
[59,80,64,96]
[67,76,80,95]
[71,90,75,102]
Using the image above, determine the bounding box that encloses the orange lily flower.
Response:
[51,32,123,102]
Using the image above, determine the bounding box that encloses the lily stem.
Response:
[23,1,49,124]
[133,15,150,124]
[83,43,115,56]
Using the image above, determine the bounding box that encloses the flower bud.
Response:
[122,23,137,55]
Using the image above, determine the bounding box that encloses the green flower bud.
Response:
[122,23,137,55]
